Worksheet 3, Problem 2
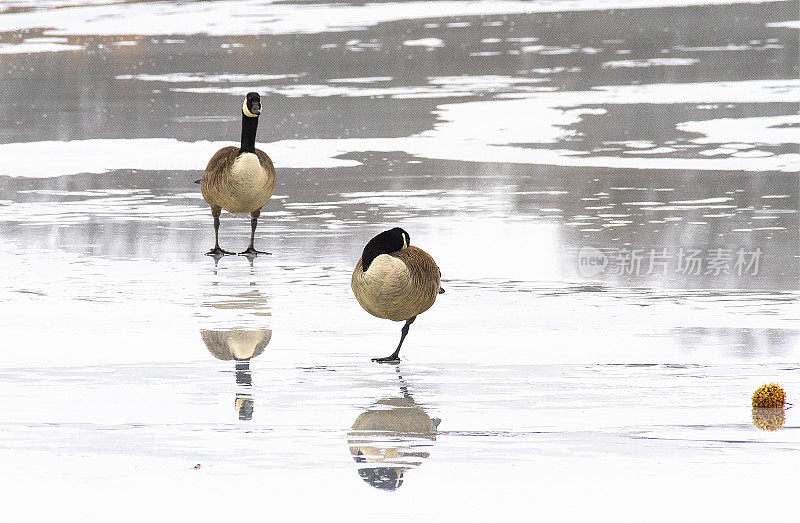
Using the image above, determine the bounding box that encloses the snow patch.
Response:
[0,0,782,37]
[602,57,699,68]
[403,38,444,48]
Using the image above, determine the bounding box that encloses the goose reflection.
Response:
[205,289,270,315]
[348,368,440,491]
[200,329,272,421]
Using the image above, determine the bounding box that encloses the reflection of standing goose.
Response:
[200,329,272,421]
[235,392,255,421]
[348,368,439,490]
[201,330,272,361]
[351,228,444,362]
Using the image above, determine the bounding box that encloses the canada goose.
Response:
[200,92,276,256]
[351,227,444,362]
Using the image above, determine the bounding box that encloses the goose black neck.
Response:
[361,244,383,272]
[240,114,258,154]
[361,229,406,271]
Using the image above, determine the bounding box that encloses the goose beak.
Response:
[438,287,445,294]
[251,102,261,115]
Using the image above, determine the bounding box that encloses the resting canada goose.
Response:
[351,227,444,362]
[201,92,276,256]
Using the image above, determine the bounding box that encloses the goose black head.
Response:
[361,227,410,271]
[242,92,261,118]
[236,394,254,421]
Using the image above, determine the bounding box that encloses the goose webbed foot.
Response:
[206,247,235,256]
[372,319,413,363]
[238,247,271,256]
[371,354,401,364]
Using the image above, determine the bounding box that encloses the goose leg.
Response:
[239,209,271,255]
[373,317,416,363]
[206,207,234,256]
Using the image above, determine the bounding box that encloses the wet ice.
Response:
[0,0,798,520]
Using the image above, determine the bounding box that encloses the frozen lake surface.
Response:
[0,0,798,520]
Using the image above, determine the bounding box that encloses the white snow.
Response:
[327,76,393,83]
[0,37,84,54]
[766,20,800,28]
[116,73,303,83]
[602,57,699,68]
[169,75,547,98]
[677,115,800,145]
[403,38,445,48]
[0,0,782,36]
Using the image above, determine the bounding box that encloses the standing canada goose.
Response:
[351,228,444,362]
[201,92,276,256]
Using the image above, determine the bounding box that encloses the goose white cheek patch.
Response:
[242,100,259,118]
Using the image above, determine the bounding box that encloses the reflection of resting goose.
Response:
[200,329,272,421]
[351,228,444,362]
[348,369,439,491]
[350,397,438,437]
[204,289,270,316]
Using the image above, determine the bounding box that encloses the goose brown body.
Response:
[351,246,441,322]
[201,147,276,214]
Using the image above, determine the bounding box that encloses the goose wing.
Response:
[393,246,441,305]
[254,148,276,177]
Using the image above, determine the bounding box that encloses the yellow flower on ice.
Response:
[751,383,786,408]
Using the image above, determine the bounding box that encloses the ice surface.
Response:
[0,0,798,520]
[677,114,799,145]
[766,20,800,28]
[602,57,700,68]
[115,73,304,83]
[403,37,445,47]
[0,38,84,54]
[2,79,796,177]
[0,0,781,36]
